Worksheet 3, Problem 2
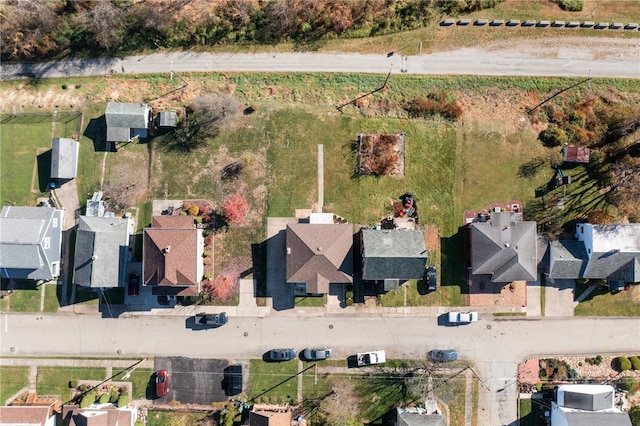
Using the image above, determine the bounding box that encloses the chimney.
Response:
[162,246,171,254]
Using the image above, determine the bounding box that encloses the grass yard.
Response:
[43,283,59,313]
[36,366,106,402]
[111,367,153,400]
[249,359,299,404]
[5,281,41,312]
[378,279,466,307]
[0,366,29,405]
[147,411,212,426]
[294,295,327,307]
[574,283,640,316]
[431,371,470,426]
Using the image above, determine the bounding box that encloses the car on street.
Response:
[426,266,437,292]
[448,311,478,324]
[430,349,458,363]
[303,347,332,361]
[223,365,243,396]
[195,312,228,328]
[267,348,297,361]
[155,370,169,397]
[127,273,140,296]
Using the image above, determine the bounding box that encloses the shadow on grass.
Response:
[36,149,52,192]
[441,227,466,291]
[249,363,314,403]
[83,115,114,152]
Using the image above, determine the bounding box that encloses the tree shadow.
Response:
[83,115,114,152]
[250,241,267,297]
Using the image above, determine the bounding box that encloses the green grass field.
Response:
[249,360,299,404]
[0,366,29,405]
[111,367,153,399]
[36,366,106,402]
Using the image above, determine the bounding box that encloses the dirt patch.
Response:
[423,224,440,254]
[468,279,527,308]
[102,147,149,210]
[355,133,405,176]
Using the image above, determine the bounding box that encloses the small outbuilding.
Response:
[563,145,590,163]
[157,111,177,128]
[50,137,79,180]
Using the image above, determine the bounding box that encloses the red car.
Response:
[155,370,168,397]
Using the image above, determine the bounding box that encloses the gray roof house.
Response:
[469,211,537,283]
[0,206,63,281]
[286,222,353,294]
[361,228,427,291]
[551,384,631,426]
[396,401,446,426]
[105,102,151,143]
[50,137,80,180]
[549,223,640,283]
[73,216,131,288]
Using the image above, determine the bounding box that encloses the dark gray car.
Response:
[267,348,297,361]
[195,312,228,328]
[430,349,458,362]
[426,266,437,292]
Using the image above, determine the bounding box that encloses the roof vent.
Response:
[91,255,98,260]
[316,247,322,252]
[286,247,291,255]
[163,246,171,254]
[504,242,510,248]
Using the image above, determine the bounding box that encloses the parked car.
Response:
[430,349,458,363]
[356,350,386,366]
[426,266,437,292]
[448,311,478,324]
[155,370,169,397]
[127,273,140,296]
[303,348,332,361]
[195,312,228,328]
[223,365,243,396]
[267,348,297,361]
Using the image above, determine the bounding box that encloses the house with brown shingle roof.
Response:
[248,404,295,426]
[563,145,590,163]
[0,403,57,426]
[143,215,203,297]
[286,214,353,295]
[62,404,137,426]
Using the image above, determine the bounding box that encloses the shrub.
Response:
[80,392,96,408]
[117,395,129,408]
[109,392,119,403]
[98,393,110,403]
[187,205,200,216]
[203,272,212,281]
[630,356,640,370]
[69,380,78,388]
[619,376,638,394]
[345,291,354,300]
[80,384,88,392]
[557,0,583,11]
[539,124,568,147]
[630,406,640,425]
[346,298,354,306]
[617,356,632,371]
[194,216,203,224]
[62,84,68,90]
[203,229,212,237]
[203,250,211,258]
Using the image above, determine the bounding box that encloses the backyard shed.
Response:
[50,137,79,180]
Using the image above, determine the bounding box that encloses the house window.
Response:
[580,226,583,233]
[51,262,59,277]
[43,237,50,249]
[52,218,58,228]
[587,249,591,254]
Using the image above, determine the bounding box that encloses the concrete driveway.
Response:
[154,357,240,405]
[544,277,576,317]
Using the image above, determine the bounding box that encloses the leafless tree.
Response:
[0,0,61,59]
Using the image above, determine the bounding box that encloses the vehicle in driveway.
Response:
[223,365,243,396]
[448,311,478,324]
[155,370,168,397]
[267,348,297,361]
[356,350,386,366]
[303,348,332,361]
[426,266,437,292]
[430,349,458,362]
[195,312,228,328]
[127,273,140,296]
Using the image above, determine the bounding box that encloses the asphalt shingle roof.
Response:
[549,240,588,279]
[361,228,427,280]
[50,137,79,180]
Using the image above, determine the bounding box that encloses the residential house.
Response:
[105,102,151,143]
[143,215,203,297]
[563,145,590,164]
[396,401,446,426]
[50,137,80,181]
[361,228,427,291]
[0,206,63,281]
[62,404,137,426]
[549,223,640,285]
[468,211,537,283]
[0,404,57,426]
[551,384,631,426]
[73,216,131,289]
[286,213,353,295]
[247,404,299,426]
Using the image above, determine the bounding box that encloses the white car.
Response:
[448,311,478,324]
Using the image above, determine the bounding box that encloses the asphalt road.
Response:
[3,313,639,424]
[1,46,639,80]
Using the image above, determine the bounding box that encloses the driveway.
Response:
[544,277,576,317]
[154,357,240,405]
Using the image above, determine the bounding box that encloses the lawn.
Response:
[36,366,106,402]
[43,283,59,313]
[574,283,640,316]
[0,366,29,405]
[294,295,327,307]
[249,360,299,404]
[111,367,153,400]
[5,281,41,312]
[147,411,212,426]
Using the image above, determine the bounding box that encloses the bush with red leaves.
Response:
[222,195,248,223]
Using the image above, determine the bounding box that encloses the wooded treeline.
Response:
[1,0,502,61]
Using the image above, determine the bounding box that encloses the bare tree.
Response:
[73,0,125,51]
[0,0,61,59]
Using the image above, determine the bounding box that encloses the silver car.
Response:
[303,348,332,361]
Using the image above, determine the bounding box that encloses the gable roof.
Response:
[143,219,201,295]
[563,145,590,163]
[562,412,632,426]
[549,240,588,279]
[0,405,54,425]
[105,102,150,142]
[583,252,640,281]
[0,206,62,280]
[469,212,537,282]
[62,405,135,426]
[152,215,195,229]
[73,216,131,288]
[286,223,353,293]
[361,228,427,280]
[51,137,80,180]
